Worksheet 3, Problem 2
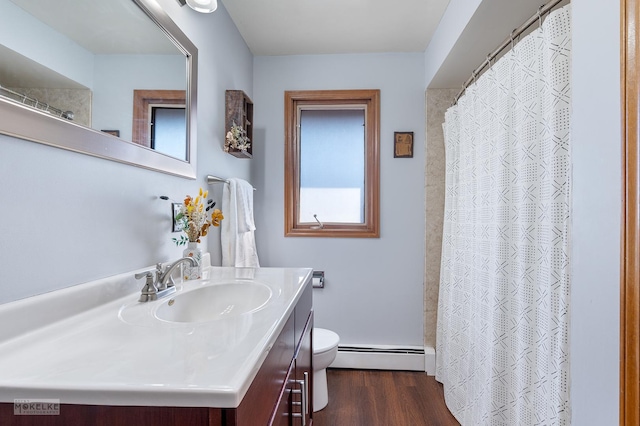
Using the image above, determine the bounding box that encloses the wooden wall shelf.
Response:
[225,90,253,158]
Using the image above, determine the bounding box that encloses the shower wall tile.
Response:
[424,88,457,348]
[13,87,92,127]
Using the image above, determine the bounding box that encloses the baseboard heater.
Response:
[331,345,435,374]
[338,346,425,355]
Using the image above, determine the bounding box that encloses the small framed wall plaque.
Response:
[394,131,414,158]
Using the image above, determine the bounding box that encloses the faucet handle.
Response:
[134,270,154,280]
[135,271,158,302]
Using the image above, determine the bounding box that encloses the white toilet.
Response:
[312,328,340,412]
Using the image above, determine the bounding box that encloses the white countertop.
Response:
[0,266,312,408]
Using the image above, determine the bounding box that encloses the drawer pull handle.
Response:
[293,372,309,425]
[291,384,303,424]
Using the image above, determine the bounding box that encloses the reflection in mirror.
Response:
[132,89,186,160]
[0,0,198,178]
[151,105,187,159]
[0,44,90,125]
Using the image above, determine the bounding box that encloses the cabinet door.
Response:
[292,313,313,426]
[233,315,295,426]
[271,363,294,426]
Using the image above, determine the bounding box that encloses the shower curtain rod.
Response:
[0,84,74,120]
[453,0,567,105]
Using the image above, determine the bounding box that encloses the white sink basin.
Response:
[154,282,272,323]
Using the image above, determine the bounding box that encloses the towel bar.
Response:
[206,175,256,190]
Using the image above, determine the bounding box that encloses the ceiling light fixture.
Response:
[177,0,217,13]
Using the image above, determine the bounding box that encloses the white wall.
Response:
[0,0,253,304]
[253,53,426,347]
[423,0,481,87]
[425,0,622,423]
[570,0,621,424]
[424,0,544,89]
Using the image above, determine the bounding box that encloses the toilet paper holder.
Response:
[312,270,325,288]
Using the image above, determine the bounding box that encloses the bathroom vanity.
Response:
[0,266,313,426]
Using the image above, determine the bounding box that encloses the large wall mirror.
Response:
[0,0,198,179]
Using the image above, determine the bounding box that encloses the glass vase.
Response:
[182,242,203,280]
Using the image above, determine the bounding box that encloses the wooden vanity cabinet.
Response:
[0,282,313,426]
[291,281,313,426]
[227,314,295,425]
[293,313,313,426]
[270,314,312,426]
[231,283,313,426]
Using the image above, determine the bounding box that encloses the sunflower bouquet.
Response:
[172,188,224,246]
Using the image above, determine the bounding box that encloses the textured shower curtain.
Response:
[436,5,571,425]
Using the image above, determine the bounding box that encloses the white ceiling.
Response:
[221,0,452,56]
[220,0,557,90]
[3,0,552,91]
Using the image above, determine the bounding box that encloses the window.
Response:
[150,106,187,159]
[284,89,380,237]
[132,89,186,160]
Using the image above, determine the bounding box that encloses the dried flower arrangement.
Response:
[224,122,251,152]
[172,188,224,246]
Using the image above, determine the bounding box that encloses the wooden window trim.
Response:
[621,0,640,424]
[284,89,380,238]
[132,89,185,148]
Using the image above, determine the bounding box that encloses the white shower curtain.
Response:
[436,5,571,425]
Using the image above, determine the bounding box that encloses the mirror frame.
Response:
[0,0,198,179]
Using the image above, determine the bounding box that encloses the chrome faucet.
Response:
[157,256,199,289]
[134,257,199,302]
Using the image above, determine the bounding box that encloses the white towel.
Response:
[221,178,260,267]
[234,179,256,233]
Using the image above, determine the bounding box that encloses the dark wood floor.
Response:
[313,369,460,426]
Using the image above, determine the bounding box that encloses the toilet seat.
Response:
[314,328,339,354]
